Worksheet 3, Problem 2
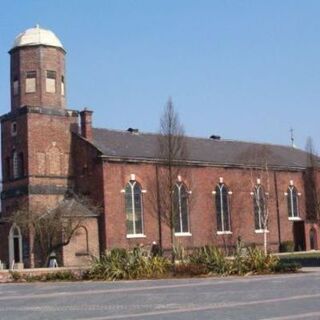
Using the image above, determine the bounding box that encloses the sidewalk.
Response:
[301,267,320,273]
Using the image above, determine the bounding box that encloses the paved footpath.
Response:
[0,271,320,320]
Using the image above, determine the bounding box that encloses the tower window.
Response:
[12,151,19,179]
[5,157,10,180]
[11,122,17,136]
[46,70,56,93]
[12,151,24,179]
[61,75,65,96]
[13,76,19,96]
[25,71,36,93]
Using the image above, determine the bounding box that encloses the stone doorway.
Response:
[8,224,23,268]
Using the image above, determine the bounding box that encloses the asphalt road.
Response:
[1,271,320,320]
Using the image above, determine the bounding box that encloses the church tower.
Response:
[10,25,66,111]
[0,26,79,267]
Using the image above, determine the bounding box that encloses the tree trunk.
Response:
[264,229,268,255]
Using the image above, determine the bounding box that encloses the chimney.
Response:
[80,108,93,141]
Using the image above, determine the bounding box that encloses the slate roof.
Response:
[91,128,312,169]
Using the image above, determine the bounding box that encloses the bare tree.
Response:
[8,192,101,267]
[304,137,320,222]
[250,162,271,254]
[156,98,189,261]
[239,145,272,254]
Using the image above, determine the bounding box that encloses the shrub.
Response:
[189,246,231,275]
[88,247,171,280]
[10,270,79,282]
[273,261,301,273]
[174,263,208,277]
[173,242,187,262]
[280,241,295,253]
[42,271,78,281]
[9,271,22,281]
[242,248,279,274]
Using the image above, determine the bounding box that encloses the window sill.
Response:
[288,217,301,221]
[175,232,192,237]
[126,234,146,239]
[255,229,270,234]
[217,231,232,235]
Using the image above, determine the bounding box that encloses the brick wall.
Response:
[10,46,66,111]
[62,218,100,267]
[99,161,318,253]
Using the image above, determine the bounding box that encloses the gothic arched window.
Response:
[125,180,143,235]
[215,183,231,233]
[253,184,267,230]
[173,183,190,234]
[287,185,299,218]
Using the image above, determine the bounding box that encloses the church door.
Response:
[293,221,306,251]
[8,225,23,267]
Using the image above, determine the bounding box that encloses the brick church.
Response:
[0,26,319,268]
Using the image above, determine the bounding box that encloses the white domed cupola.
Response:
[11,25,64,51]
[9,25,66,111]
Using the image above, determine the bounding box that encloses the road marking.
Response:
[0,273,314,302]
[60,293,320,320]
[260,312,320,320]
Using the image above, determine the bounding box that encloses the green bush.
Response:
[42,271,78,281]
[280,241,295,253]
[189,246,231,275]
[88,247,171,280]
[243,248,279,274]
[87,246,300,281]
[10,270,79,282]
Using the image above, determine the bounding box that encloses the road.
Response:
[0,271,320,319]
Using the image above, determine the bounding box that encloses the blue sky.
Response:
[1,0,320,150]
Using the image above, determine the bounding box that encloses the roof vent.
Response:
[127,128,139,134]
[210,135,221,140]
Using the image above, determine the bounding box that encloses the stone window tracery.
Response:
[214,180,231,234]
[287,185,299,219]
[253,184,267,231]
[125,180,144,236]
[173,182,190,234]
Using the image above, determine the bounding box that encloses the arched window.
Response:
[18,153,24,177]
[12,151,24,179]
[75,226,89,255]
[125,180,143,235]
[253,184,267,230]
[173,183,190,234]
[9,224,23,265]
[215,183,231,233]
[287,185,299,218]
[12,151,18,179]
